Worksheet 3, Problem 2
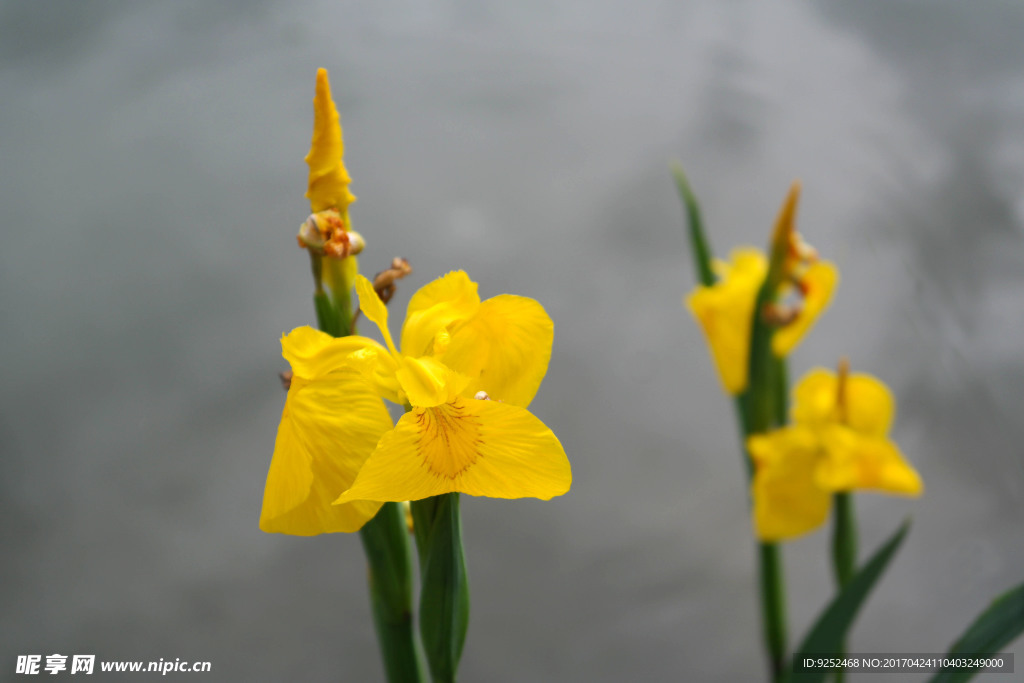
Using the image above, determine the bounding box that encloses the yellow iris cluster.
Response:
[685,191,922,542]
[260,70,570,536]
[749,367,922,541]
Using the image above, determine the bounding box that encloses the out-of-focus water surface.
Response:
[2,1,1022,680]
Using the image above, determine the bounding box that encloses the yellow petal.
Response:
[686,248,766,394]
[305,69,356,214]
[772,260,838,356]
[281,326,388,377]
[396,356,457,408]
[345,346,402,405]
[442,294,553,407]
[748,426,831,542]
[790,367,838,425]
[355,274,399,357]
[845,374,895,437]
[791,368,895,437]
[260,369,392,535]
[335,397,571,503]
[816,426,923,496]
[400,271,481,358]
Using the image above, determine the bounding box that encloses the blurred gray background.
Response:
[2,0,1023,681]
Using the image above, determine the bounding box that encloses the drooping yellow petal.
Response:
[305,68,356,214]
[335,397,571,503]
[355,274,399,357]
[400,270,481,358]
[260,369,392,535]
[816,426,923,496]
[282,326,383,377]
[686,248,767,394]
[771,260,838,356]
[748,426,831,541]
[441,294,553,407]
[280,327,399,399]
[791,368,894,437]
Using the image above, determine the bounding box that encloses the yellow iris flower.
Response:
[686,248,767,394]
[260,271,571,535]
[337,272,571,504]
[685,187,838,394]
[747,366,923,542]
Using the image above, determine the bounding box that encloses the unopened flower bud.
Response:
[297,209,365,258]
[297,213,326,250]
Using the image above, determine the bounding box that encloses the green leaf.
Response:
[671,162,716,287]
[789,521,911,683]
[928,581,1024,683]
[411,493,470,683]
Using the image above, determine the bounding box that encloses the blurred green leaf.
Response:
[928,581,1024,683]
[672,162,715,287]
[789,521,910,683]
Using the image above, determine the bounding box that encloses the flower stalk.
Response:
[360,502,426,683]
[299,68,424,683]
[411,494,471,683]
[830,358,858,683]
[677,166,792,681]
[740,186,804,682]
[310,277,426,683]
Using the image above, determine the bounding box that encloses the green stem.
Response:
[745,295,790,681]
[759,543,788,682]
[332,282,353,337]
[310,283,425,683]
[830,492,858,683]
[360,503,426,683]
[832,493,857,589]
[675,167,790,681]
[411,494,470,683]
[313,289,341,337]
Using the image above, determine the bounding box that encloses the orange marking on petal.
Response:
[414,400,483,480]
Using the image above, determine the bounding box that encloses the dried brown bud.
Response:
[372,257,413,305]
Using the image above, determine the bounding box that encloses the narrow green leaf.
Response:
[928,582,1024,683]
[790,521,911,683]
[412,493,470,683]
[671,162,716,287]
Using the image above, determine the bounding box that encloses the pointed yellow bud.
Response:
[305,68,356,214]
[767,180,801,285]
